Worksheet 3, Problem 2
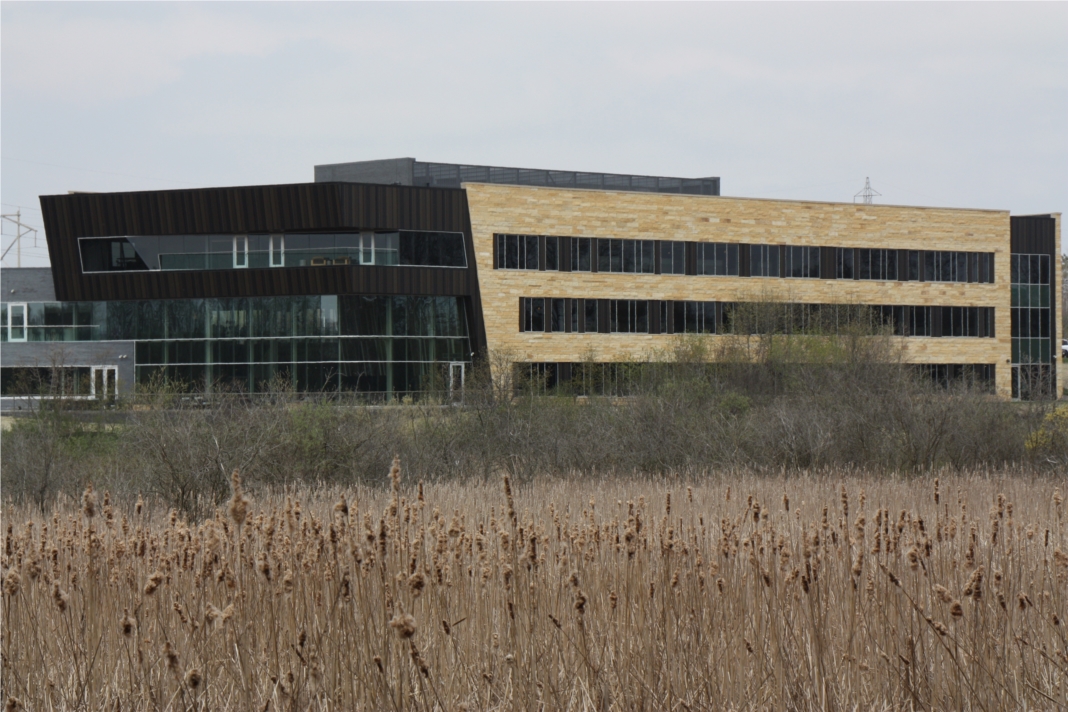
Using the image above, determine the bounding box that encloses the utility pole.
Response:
[854,177,881,206]
[1,209,39,267]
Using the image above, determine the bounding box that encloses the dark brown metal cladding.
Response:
[38,181,488,356]
[1010,215,1056,256]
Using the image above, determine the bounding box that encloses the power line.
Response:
[1,156,201,187]
[1,203,43,214]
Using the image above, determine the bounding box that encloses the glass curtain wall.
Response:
[1010,253,1054,399]
[1,296,471,398]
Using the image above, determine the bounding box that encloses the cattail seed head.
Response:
[121,608,135,637]
[963,566,984,601]
[144,570,164,596]
[408,572,425,597]
[227,471,249,527]
[950,601,964,618]
[3,569,20,597]
[574,589,587,614]
[390,613,416,639]
[184,669,202,689]
[164,641,179,671]
[52,583,69,612]
[82,482,97,519]
[334,495,349,518]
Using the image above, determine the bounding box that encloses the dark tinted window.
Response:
[400,231,466,267]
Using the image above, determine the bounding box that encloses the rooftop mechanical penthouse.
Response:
[0,158,1061,404]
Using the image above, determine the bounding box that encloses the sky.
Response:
[2,2,1066,267]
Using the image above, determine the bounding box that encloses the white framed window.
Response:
[269,234,285,267]
[7,303,27,342]
[360,232,374,265]
[233,235,248,268]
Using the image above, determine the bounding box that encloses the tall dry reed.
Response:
[1,466,1065,711]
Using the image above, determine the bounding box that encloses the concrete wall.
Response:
[1,267,57,302]
[0,341,136,395]
[464,183,1014,396]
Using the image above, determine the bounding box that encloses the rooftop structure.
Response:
[314,158,720,196]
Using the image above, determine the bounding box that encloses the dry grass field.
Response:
[2,465,1066,711]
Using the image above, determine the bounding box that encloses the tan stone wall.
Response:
[464,183,1014,395]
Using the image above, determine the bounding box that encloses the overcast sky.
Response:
[2,2,1065,267]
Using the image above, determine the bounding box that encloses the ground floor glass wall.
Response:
[2,295,471,397]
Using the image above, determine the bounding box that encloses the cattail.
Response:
[135,494,144,516]
[120,609,135,637]
[373,656,384,673]
[334,495,349,518]
[609,591,618,610]
[256,552,271,581]
[950,601,964,618]
[408,572,425,597]
[184,669,202,690]
[665,492,671,516]
[227,471,249,527]
[687,486,693,503]
[934,585,953,603]
[5,697,22,712]
[783,493,790,513]
[388,456,402,518]
[52,583,69,612]
[574,589,587,614]
[963,566,984,601]
[502,475,516,526]
[390,612,416,639]
[282,567,294,594]
[164,641,179,671]
[82,482,97,519]
[933,478,940,506]
[144,570,164,595]
[3,569,20,597]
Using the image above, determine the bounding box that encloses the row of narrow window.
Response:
[495,234,995,283]
[520,298,995,338]
[514,362,997,397]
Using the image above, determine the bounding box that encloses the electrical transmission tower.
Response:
[854,177,881,205]
[1,209,40,267]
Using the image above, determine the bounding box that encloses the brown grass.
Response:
[2,467,1066,711]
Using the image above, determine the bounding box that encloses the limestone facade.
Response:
[464,183,1060,398]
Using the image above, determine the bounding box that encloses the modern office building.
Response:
[0,158,1061,405]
